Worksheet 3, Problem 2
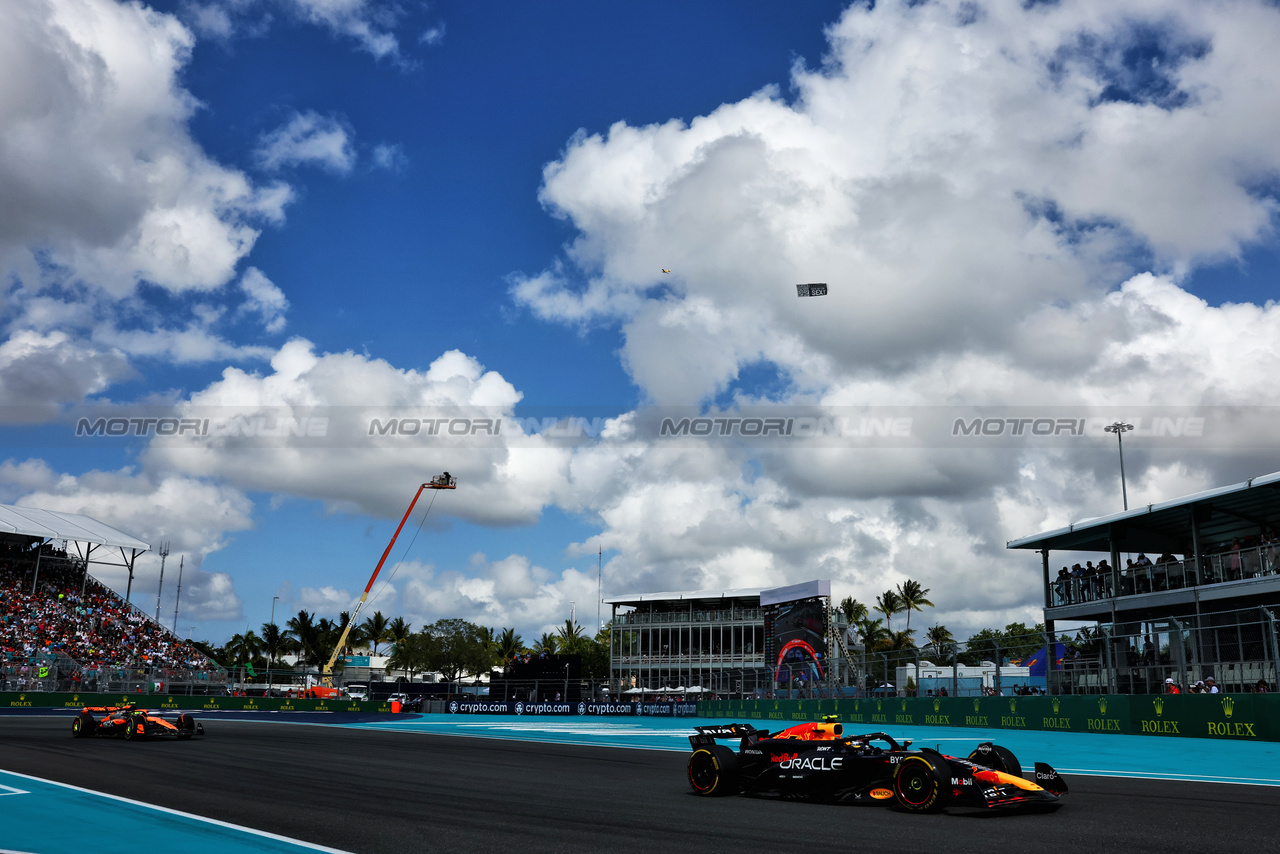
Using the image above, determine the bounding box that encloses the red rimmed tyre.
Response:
[687,744,740,796]
[892,753,950,813]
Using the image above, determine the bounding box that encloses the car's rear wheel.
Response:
[71,713,95,738]
[687,745,739,796]
[176,714,195,738]
[893,754,949,813]
[968,743,1022,779]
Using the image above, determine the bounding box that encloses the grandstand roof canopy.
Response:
[604,587,765,606]
[1008,469,1280,554]
[0,504,150,551]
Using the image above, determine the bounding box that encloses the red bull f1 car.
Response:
[687,718,1066,812]
[71,703,205,740]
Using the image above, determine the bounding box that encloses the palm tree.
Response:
[496,627,523,662]
[887,628,916,651]
[385,631,433,680]
[360,611,392,655]
[387,616,413,653]
[839,596,868,624]
[924,623,955,662]
[226,630,264,665]
[226,630,265,683]
[875,589,902,633]
[855,617,891,652]
[259,622,293,667]
[286,610,324,670]
[896,579,933,634]
[557,619,585,655]
[532,633,559,655]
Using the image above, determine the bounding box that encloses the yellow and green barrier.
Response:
[698,693,1277,742]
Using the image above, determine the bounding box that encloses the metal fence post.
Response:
[1101,625,1114,695]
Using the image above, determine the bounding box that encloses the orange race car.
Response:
[71,703,205,740]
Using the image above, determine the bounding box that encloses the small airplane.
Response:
[661,269,671,274]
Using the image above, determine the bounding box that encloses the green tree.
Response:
[532,633,559,655]
[838,596,868,624]
[386,616,413,653]
[286,610,325,669]
[259,622,293,667]
[496,627,524,662]
[424,618,491,688]
[875,589,902,633]
[923,623,956,662]
[385,630,434,680]
[359,611,392,655]
[896,579,933,634]
[578,626,611,679]
[225,630,265,681]
[557,619,586,655]
[854,617,891,652]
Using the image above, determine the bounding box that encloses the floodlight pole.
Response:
[155,542,170,621]
[1104,422,1135,511]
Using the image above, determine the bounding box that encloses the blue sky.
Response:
[3,0,1280,647]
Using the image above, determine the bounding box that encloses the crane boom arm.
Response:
[322,473,456,679]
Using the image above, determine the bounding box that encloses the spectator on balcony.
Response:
[1096,558,1115,597]
[1164,678,1180,694]
[1055,567,1070,604]
[1229,539,1243,580]
[1204,676,1220,693]
[1070,563,1086,601]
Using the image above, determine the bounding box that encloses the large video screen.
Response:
[763,596,828,687]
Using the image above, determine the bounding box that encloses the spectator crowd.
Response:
[1,541,218,691]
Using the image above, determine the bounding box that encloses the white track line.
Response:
[0,768,353,852]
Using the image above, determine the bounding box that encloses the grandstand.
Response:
[0,505,225,694]
[1009,469,1280,694]
[606,580,853,699]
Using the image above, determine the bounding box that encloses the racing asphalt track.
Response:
[3,716,1280,854]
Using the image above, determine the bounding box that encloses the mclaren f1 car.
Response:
[687,718,1065,812]
[71,703,205,740]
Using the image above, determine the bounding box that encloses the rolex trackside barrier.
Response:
[698,694,1278,742]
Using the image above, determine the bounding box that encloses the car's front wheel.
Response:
[968,743,1022,779]
[893,754,950,813]
[71,713,96,738]
[123,713,144,740]
[687,745,739,796]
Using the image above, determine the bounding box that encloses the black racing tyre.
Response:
[123,713,143,740]
[969,743,1023,779]
[687,745,739,796]
[71,713,95,738]
[177,714,195,732]
[893,754,950,813]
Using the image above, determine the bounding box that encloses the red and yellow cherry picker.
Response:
[311,472,457,692]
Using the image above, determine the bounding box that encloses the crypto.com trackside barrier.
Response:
[446,700,700,716]
[699,694,1280,742]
